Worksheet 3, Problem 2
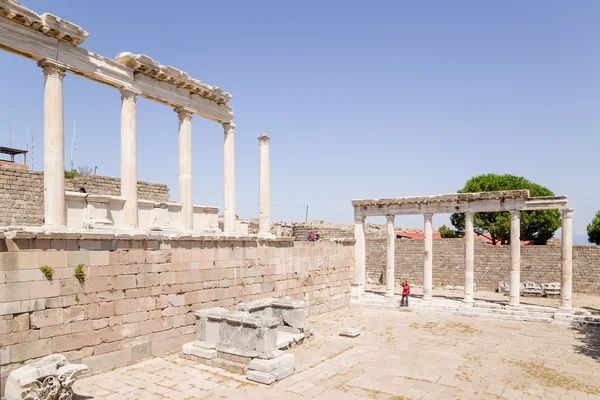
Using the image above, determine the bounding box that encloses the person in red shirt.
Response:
[400,281,410,307]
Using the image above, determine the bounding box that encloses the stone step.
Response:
[411,305,554,323]
[457,311,553,323]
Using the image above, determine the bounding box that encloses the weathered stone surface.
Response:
[282,309,305,329]
[339,328,361,338]
[5,354,87,400]
[246,369,275,385]
[270,364,295,380]
[182,341,217,359]
[248,353,295,373]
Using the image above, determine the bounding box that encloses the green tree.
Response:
[438,224,461,238]
[588,211,600,245]
[64,169,79,179]
[450,174,561,245]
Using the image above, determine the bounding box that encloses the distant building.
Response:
[0,146,28,170]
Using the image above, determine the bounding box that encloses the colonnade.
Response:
[39,58,238,233]
[355,208,574,310]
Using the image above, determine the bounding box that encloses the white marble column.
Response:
[385,215,396,298]
[120,88,139,229]
[222,123,236,233]
[560,208,574,310]
[258,134,272,237]
[354,214,366,294]
[464,212,475,303]
[423,213,434,300]
[509,210,521,306]
[176,107,194,231]
[38,59,67,227]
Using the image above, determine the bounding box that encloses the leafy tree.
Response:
[588,211,600,245]
[64,169,79,179]
[438,224,461,238]
[450,174,561,245]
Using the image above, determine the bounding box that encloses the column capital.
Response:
[423,213,433,220]
[258,134,270,143]
[38,59,67,79]
[509,210,521,218]
[562,208,574,219]
[465,211,474,219]
[385,215,395,222]
[354,215,366,223]
[175,107,194,121]
[120,87,141,102]
[223,122,236,135]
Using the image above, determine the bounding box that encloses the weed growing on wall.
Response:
[74,264,86,284]
[39,265,54,281]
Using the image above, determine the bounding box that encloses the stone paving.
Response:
[73,306,600,400]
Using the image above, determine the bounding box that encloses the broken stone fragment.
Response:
[5,354,88,400]
[339,328,361,338]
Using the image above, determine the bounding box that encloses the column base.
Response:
[462,299,474,305]
[558,306,573,313]
[385,290,395,298]
[351,283,362,299]
[421,296,433,301]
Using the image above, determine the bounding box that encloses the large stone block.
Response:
[182,340,217,359]
[248,353,295,373]
[30,309,64,329]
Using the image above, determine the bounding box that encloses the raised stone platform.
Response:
[353,291,600,326]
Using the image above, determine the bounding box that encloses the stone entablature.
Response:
[115,53,231,105]
[0,0,88,46]
[0,1,231,119]
[352,190,568,216]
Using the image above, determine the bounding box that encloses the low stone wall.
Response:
[0,167,170,226]
[0,235,354,391]
[366,238,600,294]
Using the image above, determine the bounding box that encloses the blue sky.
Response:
[0,1,598,244]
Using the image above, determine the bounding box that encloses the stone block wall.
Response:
[366,239,600,294]
[0,167,170,226]
[0,236,354,391]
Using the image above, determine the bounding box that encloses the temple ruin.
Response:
[352,190,574,310]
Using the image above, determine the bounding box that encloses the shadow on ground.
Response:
[572,323,600,361]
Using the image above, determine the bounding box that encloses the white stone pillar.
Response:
[560,208,574,310]
[258,134,272,237]
[509,210,521,306]
[39,59,67,227]
[423,213,434,300]
[176,107,194,231]
[354,214,366,294]
[222,123,236,233]
[464,212,475,303]
[120,88,139,229]
[385,215,396,298]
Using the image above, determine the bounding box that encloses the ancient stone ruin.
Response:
[182,298,310,384]
[5,355,87,400]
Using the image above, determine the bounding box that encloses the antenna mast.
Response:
[70,120,76,170]
[26,126,29,168]
[31,133,34,170]
[8,124,11,147]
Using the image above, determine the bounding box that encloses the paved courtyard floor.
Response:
[73,306,600,400]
